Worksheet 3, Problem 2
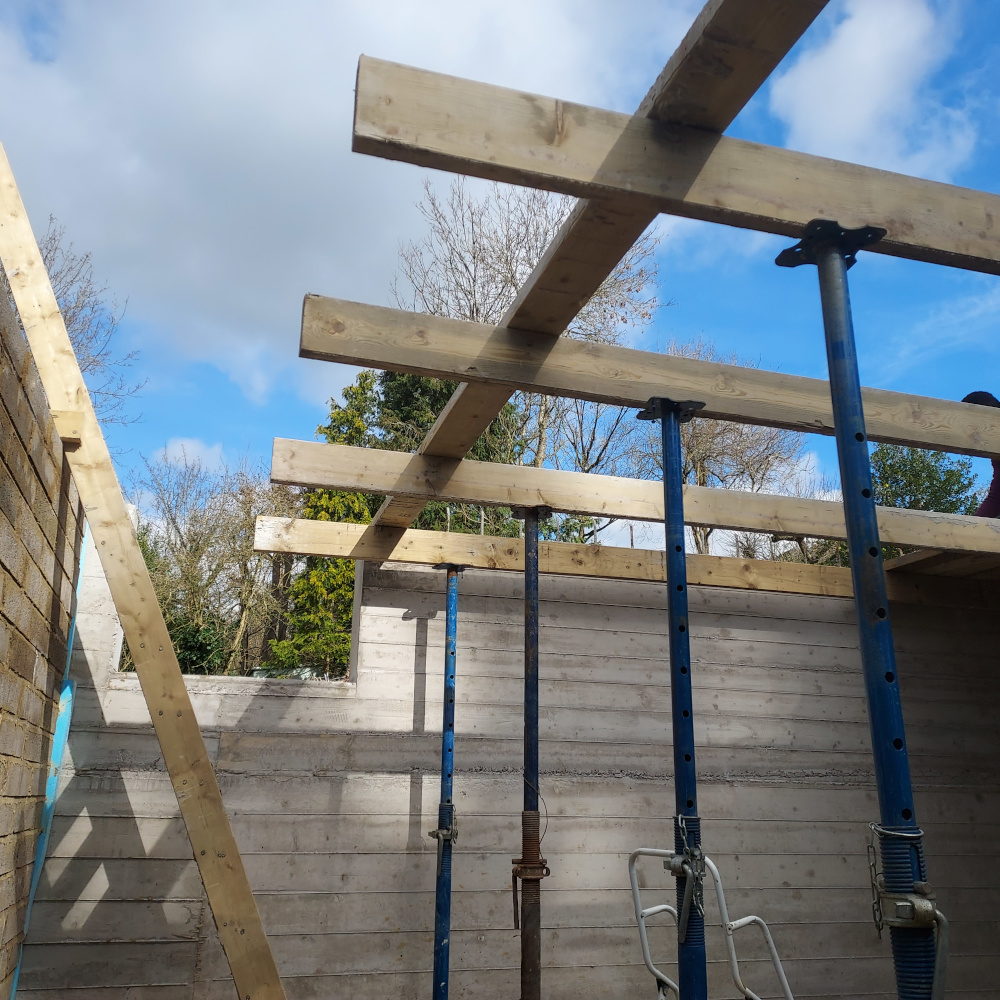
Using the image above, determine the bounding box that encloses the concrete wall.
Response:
[0,296,84,997]
[16,560,1000,998]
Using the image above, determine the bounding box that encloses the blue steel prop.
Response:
[12,526,89,998]
[510,506,551,1000]
[428,564,463,1000]
[777,220,947,1000]
[637,398,707,1000]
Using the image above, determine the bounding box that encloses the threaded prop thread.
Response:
[519,810,542,1000]
[881,830,935,1000]
[673,816,705,948]
[521,810,540,860]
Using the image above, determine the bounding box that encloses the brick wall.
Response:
[0,292,84,997]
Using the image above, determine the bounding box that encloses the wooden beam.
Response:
[271,439,1000,556]
[632,0,831,133]
[254,516,1000,609]
[50,409,84,445]
[367,0,829,527]
[354,56,1000,276]
[257,515,849,593]
[301,297,1000,460]
[0,146,287,1000]
[884,548,1000,580]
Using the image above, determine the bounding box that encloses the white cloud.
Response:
[769,0,974,180]
[878,281,1000,381]
[0,0,699,405]
[155,437,226,471]
[659,216,787,270]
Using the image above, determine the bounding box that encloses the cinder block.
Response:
[0,514,24,581]
[5,630,35,683]
[0,717,24,758]
[18,685,43,729]
[0,664,19,709]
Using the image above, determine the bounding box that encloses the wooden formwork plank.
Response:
[300,296,1000,461]
[0,145,286,1000]
[256,514,854,596]
[254,517,1000,608]
[270,440,1000,557]
[366,0,830,527]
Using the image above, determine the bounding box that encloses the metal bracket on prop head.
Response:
[775,218,887,270]
[433,563,467,574]
[636,397,706,424]
[509,506,553,521]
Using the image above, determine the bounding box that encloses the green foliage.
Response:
[315,369,523,533]
[870,443,980,561]
[124,522,234,673]
[870,444,980,514]
[267,368,531,675]
[265,487,372,679]
[319,370,382,450]
[166,617,230,674]
[265,557,355,677]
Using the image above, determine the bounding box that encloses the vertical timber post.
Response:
[778,220,946,1000]
[638,397,707,1000]
[429,565,463,1000]
[511,507,550,1000]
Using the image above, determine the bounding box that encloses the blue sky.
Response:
[1,0,997,495]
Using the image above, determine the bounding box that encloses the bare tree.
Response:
[392,181,815,552]
[127,450,301,674]
[2,218,143,423]
[393,178,658,497]
[40,219,144,423]
[635,339,807,554]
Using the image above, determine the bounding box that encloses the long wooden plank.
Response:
[256,515,853,596]
[253,517,1000,609]
[271,440,1000,556]
[301,296,1000,459]
[368,0,829,527]
[354,55,1000,275]
[0,146,287,1000]
[884,548,1000,580]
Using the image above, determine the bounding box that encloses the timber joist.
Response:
[253,517,1000,610]
[270,440,1000,557]
[300,296,1000,461]
[354,55,1000,276]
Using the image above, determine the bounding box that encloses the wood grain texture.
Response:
[256,514,851,594]
[365,0,829,527]
[0,145,286,1000]
[268,440,1000,555]
[301,296,1000,459]
[254,516,1000,609]
[354,55,1000,275]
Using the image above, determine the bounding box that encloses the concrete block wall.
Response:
[0,295,84,997]
[14,560,1000,998]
